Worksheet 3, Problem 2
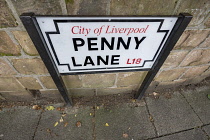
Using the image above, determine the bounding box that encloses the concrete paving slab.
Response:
[95,103,156,140]
[0,106,42,140]
[181,88,210,124]
[203,125,210,138]
[154,128,208,140]
[146,92,202,136]
[34,106,94,140]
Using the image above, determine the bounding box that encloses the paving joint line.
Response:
[146,127,196,140]
[201,127,210,139]
[201,123,210,138]
[180,92,204,124]
[148,123,210,140]
[32,109,44,140]
[146,119,210,139]
[92,97,97,140]
[144,98,158,137]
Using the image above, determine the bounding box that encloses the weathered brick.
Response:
[0,0,17,28]
[201,66,210,77]
[69,88,96,97]
[40,89,95,100]
[81,74,116,88]
[65,0,80,15]
[66,0,109,15]
[175,30,209,50]
[11,0,62,15]
[12,31,38,55]
[175,0,210,26]
[97,87,134,96]
[0,77,25,91]
[174,31,190,49]
[16,77,42,89]
[117,71,147,87]
[155,79,187,91]
[184,76,208,85]
[146,81,160,93]
[110,0,177,15]
[155,68,187,82]
[38,90,63,103]
[162,50,189,68]
[0,59,16,75]
[0,31,20,56]
[180,49,210,66]
[0,91,34,102]
[62,75,82,88]
[39,76,56,89]
[12,58,48,75]
[199,35,210,48]
[181,66,209,79]
[204,17,210,28]
[66,0,82,14]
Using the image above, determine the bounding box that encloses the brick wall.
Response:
[0,0,209,102]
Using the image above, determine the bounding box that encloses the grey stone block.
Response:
[0,106,42,140]
[146,92,202,136]
[95,103,156,140]
[34,106,94,140]
[66,0,109,15]
[181,88,210,124]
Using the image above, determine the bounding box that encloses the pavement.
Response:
[0,87,210,140]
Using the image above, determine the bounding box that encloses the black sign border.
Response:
[42,19,169,73]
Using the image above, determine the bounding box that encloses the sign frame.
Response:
[20,13,192,106]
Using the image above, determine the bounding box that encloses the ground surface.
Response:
[0,86,210,140]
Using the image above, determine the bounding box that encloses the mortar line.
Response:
[15,77,26,89]
[14,74,51,77]
[95,88,98,96]
[106,0,111,15]
[34,76,47,90]
[32,109,44,140]
[5,55,41,59]
[161,63,210,71]
[112,73,119,88]
[4,29,19,45]
[0,26,23,31]
[176,68,189,80]
[201,14,210,28]
[172,0,182,15]
[197,34,210,48]
[2,57,19,74]
[144,98,158,137]
[5,0,23,28]
[179,92,204,124]
[60,0,68,15]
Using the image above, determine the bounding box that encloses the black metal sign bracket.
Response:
[20,13,73,106]
[134,13,192,99]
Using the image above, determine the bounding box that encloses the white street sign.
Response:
[36,17,178,74]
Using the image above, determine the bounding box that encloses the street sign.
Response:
[20,13,192,106]
[35,17,178,74]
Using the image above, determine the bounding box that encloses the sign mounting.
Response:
[21,13,192,106]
